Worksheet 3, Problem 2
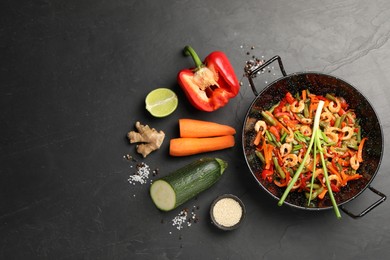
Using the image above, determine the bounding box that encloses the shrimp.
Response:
[325,127,341,135]
[326,132,339,143]
[290,100,305,113]
[321,111,335,122]
[286,127,295,143]
[300,117,312,125]
[341,126,354,140]
[324,147,334,158]
[314,169,324,179]
[298,152,312,166]
[325,127,340,143]
[254,120,267,135]
[350,154,360,170]
[328,174,342,189]
[280,143,292,157]
[283,154,298,167]
[289,178,301,190]
[300,125,312,137]
[328,98,341,113]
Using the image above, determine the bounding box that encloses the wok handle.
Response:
[247,55,288,96]
[340,186,386,219]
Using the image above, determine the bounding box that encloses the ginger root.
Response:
[127,121,165,158]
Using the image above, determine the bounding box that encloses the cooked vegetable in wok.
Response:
[253,90,367,217]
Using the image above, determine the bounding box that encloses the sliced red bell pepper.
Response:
[273,100,287,114]
[177,46,240,112]
[284,92,295,104]
[330,183,341,193]
[339,96,349,110]
[269,126,281,142]
[261,166,274,183]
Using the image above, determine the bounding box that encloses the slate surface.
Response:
[1,0,390,259]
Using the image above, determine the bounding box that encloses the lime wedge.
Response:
[145,88,178,117]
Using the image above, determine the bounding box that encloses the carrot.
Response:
[263,143,274,169]
[343,174,362,183]
[318,188,328,200]
[302,89,307,101]
[253,130,263,146]
[169,135,235,156]
[179,119,236,138]
[357,137,367,162]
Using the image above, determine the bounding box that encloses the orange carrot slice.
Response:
[169,135,235,156]
[179,119,236,138]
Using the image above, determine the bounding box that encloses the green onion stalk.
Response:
[315,128,341,219]
[278,100,341,219]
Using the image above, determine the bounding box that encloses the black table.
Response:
[2,0,390,259]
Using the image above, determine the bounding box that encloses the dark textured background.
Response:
[1,0,390,259]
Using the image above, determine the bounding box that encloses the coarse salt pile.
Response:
[171,207,198,231]
[128,162,150,185]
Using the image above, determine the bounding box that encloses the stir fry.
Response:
[253,90,367,207]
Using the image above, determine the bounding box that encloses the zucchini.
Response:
[150,157,227,211]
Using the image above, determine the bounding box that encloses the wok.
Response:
[242,56,386,218]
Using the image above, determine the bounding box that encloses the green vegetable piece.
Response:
[261,111,277,126]
[255,150,265,164]
[316,132,341,219]
[150,158,227,211]
[325,93,337,102]
[273,157,285,179]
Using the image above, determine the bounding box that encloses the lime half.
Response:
[145,88,178,117]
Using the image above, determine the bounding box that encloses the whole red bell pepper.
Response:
[177,46,240,112]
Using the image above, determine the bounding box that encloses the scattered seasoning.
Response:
[123,154,137,162]
[124,155,160,186]
[127,162,151,185]
[152,168,160,177]
[244,56,265,77]
[172,209,189,230]
[170,205,200,231]
[240,44,279,87]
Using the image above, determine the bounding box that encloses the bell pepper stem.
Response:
[183,45,204,69]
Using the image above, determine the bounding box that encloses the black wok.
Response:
[242,56,386,218]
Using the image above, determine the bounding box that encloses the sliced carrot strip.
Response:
[169,135,235,156]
